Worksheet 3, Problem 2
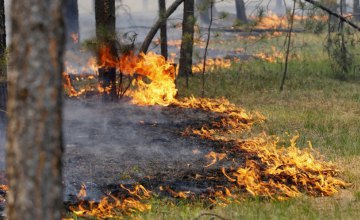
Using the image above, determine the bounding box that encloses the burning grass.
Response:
[62,50,350,219]
[68,184,151,219]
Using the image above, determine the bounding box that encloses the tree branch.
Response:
[303,0,360,31]
[139,0,184,53]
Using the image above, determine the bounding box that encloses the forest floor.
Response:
[64,31,360,219]
[141,32,360,219]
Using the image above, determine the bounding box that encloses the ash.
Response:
[63,98,216,201]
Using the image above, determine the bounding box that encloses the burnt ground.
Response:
[63,98,234,202]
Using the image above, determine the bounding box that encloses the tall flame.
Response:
[97,46,177,106]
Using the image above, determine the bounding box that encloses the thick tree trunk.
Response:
[159,0,168,60]
[6,0,65,219]
[179,0,195,87]
[0,0,6,122]
[95,0,117,99]
[65,0,79,46]
[354,0,360,21]
[235,0,247,23]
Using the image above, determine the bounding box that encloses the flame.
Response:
[62,73,86,97]
[77,183,87,199]
[204,151,227,168]
[119,52,177,106]
[253,11,328,30]
[254,46,284,63]
[70,33,79,44]
[97,47,178,105]
[70,184,151,219]
[63,47,177,105]
[64,48,349,216]
[192,58,233,73]
[254,12,289,29]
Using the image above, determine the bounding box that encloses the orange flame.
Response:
[70,184,151,219]
[204,151,227,168]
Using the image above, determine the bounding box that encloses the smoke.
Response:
[63,98,212,201]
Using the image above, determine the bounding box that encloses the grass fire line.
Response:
[62,49,349,219]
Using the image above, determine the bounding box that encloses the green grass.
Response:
[177,57,360,159]
[137,195,360,220]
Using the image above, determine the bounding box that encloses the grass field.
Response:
[67,32,360,219]
[144,34,360,219]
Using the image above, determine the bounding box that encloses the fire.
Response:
[70,33,79,44]
[205,151,227,168]
[253,12,328,30]
[77,183,87,199]
[64,48,349,218]
[70,184,151,219]
[184,102,349,200]
[192,58,233,73]
[119,52,177,106]
[65,46,177,106]
[254,46,284,63]
[254,12,288,29]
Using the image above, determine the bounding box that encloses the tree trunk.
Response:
[235,0,247,23]
[0,0,6,122]
[6,0,65,219]
[179,0,195,88]
[95,0,117,99]
[65,0,79,47]
[159,0,168,60]
[354,0,360,21]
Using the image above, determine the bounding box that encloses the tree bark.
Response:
[159,0,168,60]
[0,0,6,121]
[235,0,247,23]
[7,0,65,219]
[179,0,195,87]
[140,0,184,54]
[354,0,360,21]
[95,0,117,99]
[65,0,79,46]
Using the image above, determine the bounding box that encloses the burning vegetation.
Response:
[63,48,349,219]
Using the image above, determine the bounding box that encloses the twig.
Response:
[201,0,213,98]
[280,0,296,92]
[194,212,228,220]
